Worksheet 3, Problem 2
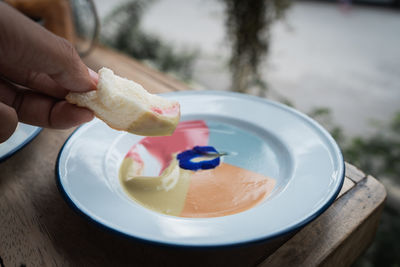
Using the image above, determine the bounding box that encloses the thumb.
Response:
[46,37,98,92]
[0,102,18,143]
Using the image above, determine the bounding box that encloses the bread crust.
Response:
[65,68,180,136]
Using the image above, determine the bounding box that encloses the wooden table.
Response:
[0,46,386,267]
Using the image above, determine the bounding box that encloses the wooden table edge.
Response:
[259,170,387,267]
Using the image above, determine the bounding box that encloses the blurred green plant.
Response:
[220,0,291,96]
[100,0,197,81]
[308,107,345,145]
[345,112,400,180]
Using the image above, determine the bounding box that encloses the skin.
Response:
[0,2,98,143]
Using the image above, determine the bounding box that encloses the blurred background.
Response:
[78,0,400,265]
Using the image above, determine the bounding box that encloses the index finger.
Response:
[0,78,94,129]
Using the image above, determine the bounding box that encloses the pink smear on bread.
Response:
[151,103,180,116]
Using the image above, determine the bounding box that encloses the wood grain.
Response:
[345,162,366,184]
[259,176,386,267]
[337,178,355,199]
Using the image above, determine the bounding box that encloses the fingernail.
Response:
[88,68,99,88]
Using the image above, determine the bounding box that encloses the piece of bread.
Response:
[66,67,180,136]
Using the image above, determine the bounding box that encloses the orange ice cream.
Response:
[181,162,275,217]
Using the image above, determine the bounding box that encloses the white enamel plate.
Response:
[0,123,42,162]
[56,91,344,248]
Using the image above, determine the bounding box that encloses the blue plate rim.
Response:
[55,90,345,249]
[0,125,42,163]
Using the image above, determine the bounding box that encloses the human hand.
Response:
[0,2,97,143]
